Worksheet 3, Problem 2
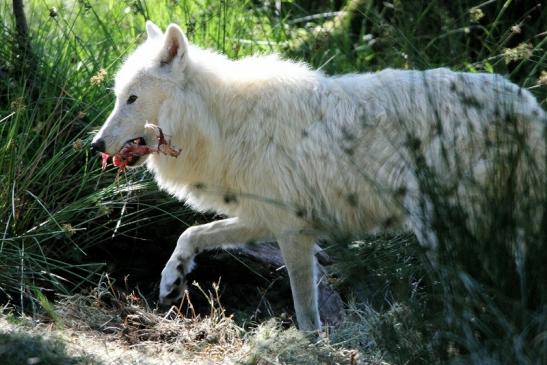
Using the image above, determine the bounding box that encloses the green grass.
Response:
[1,0,546,364]
[0,0,302,308]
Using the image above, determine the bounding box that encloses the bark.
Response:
[12,0,39,97]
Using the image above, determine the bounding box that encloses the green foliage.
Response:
[331,85,546,364]
[32,287,61,326]
[408,115,546,364]
[0,1,546,364]
[283,0,546,90]
[0,0,200,308]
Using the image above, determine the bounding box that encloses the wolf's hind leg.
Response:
[159,217,272,307]
[278,234,321,331]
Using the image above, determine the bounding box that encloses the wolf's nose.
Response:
[90,138,106,153]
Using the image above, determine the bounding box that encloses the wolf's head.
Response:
[91,21,191,167]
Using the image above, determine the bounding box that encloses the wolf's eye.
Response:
[127,95,138,104]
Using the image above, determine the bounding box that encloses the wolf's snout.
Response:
[90,138,106,154]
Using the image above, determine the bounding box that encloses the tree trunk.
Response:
[12,0,39,98]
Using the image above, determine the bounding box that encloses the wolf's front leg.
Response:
[278,234,321,331]
[159,217,272,307]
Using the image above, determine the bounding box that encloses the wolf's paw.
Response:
[159,259,188,307]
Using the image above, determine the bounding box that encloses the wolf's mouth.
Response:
[101,137,148,170]
[114,137,148,167]
[99,124,181,172]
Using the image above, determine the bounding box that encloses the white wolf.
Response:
[92,21,545,331]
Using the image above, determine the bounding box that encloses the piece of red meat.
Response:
[99,125,180,173]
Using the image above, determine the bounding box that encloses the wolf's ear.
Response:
[146,20,162,39]
[160,24,189,70]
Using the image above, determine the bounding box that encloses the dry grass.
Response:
[0,279,383,365]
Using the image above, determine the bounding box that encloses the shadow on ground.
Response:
[0,330,101,365]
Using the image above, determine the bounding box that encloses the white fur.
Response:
[92,21,546,331]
